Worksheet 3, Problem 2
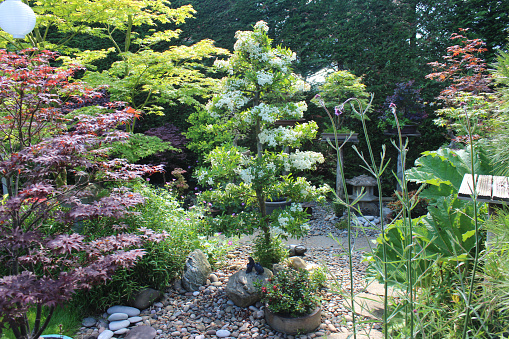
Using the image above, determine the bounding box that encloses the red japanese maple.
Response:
[0,50,165,339]
[426,28,493,99]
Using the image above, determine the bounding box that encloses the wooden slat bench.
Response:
[458,174,509,204]
[458,174,509,245]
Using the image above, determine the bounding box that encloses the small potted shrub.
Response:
[258,267,324,335]
[378,80,428,133]
[312,70,370,143]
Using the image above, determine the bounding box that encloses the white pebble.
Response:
[113,328,129,335]
[108,313,128,321]
[109,319,130,331]
[128,316,142,324]
[106,306,140,317]
[97,330,114,339]
[216,329,231,337]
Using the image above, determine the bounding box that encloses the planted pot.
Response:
[320,132,359,143]
[265,305,322,335]
[265,199,291,215]
[384,124,421,136]
[274,119,306,127]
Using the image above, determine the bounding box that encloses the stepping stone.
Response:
[343,292,385,320]
[328,330,383,339]
[364,280,396,297]
[124,325,156,339]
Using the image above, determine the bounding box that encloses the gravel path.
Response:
[78,203,385,339]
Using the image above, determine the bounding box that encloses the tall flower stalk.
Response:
[389,104,416,335]
[317,95,392,338]
[461,105,481,339]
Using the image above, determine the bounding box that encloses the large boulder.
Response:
[130,287,162,310]
[226,268,273,308]
[182,249,212,291]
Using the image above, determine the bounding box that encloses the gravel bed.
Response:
[78,203,383,339]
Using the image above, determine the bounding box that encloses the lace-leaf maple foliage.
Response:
[191,22,329,248]
[0,50,165,339]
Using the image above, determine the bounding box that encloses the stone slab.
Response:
[328,330,383,339]
[239,233,378,252]
[343,292,385,320]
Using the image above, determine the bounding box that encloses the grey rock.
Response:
[82,317,96,327]
[254,310,265,319]
[382,206,393,219]
[130,287,162,310]
[128,316,143,324]
[181,249,212,291]
[288,256,307,270]
[107,313,128,321]
[289,244,307,256]
[97,330,114,339]
[108,319,130,331]
[106,305,140,317]
[208,273,219,282]
[124,325,157,339]
[216,329,231,338]
[271,263,285,276]
[294,244,307,256]
[113,328,130,335]
[97,318,108,329]
[225,268,273,308]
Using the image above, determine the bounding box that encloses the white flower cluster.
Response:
[234,31,265,58]
[258,129,278,147]
[214,59,229,70]
[251,103,280,123]
[256,70,274,86]
[214,90,249,112]
[239,168,255,185]
[292,77,310,92]
[258,126,300,147]
[278,215,290,227]
[278,127,301,144]
[284,150,325,171]
[254,20,269,33]
[278,101,307,119]
[290,203,303,213]
[196,170,207,182]
[268,50,297,73]
[266,162,276,172]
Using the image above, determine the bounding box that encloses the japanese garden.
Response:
[0,0,509,339]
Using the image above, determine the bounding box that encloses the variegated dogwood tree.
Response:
[192,22,329,253]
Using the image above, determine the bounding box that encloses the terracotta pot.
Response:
[265,305,322,335]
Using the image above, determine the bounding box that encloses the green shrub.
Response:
[335,219,349,230]
[478,208,509,336]
[0,305,82,339]
[199,233,239,269]
[332,200,345,217]
[258,267,321,317]
[253,234,288,268]
[73,182,205,311]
